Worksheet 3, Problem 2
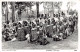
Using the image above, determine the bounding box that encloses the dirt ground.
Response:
[2,29,78,51]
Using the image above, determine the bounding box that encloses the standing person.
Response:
[73,13,78,30]
[67,17,73,35]
[45,18,47,25]
[35,18,40,26]
[69,17,74,33]
[51,18,56,25]
[48,19,50,25]
[57,21,64,40]
[52,24,57,38]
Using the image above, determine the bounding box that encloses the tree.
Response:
[53,2,62,19]
[52,2,54,17]
[36,2,39,18]
[24,2,35,17]
[43,2,53,18]
[2,2,9,24]
[15,2,35,19]
[15,2,24,20]
[11,2,15,22]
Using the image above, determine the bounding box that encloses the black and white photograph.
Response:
[1,0,79,51]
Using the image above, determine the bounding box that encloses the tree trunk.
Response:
[30,6,31,17]
[12,2,15,22]
[27,7,28,15]
[47,8,49,18]
[6,2,9,24]
[43,3,45,18]
[36,2,39,18]
[52,2,54,17]
[44,8,45,17]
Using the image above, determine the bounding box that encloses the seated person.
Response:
[2,24,12,41]
[31,22,36,28]
[2,29,11,41]
[37,26,49,45]
[53,25,63,41]
[16,22,27,41]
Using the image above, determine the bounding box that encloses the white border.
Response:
[0,0,80,52]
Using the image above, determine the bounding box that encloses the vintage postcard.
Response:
[1,0,80,52]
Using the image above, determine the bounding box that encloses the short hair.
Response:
[13,22,17,26]
[18,22,22,27]
[23,21,27,26]
[4,24,6,28]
